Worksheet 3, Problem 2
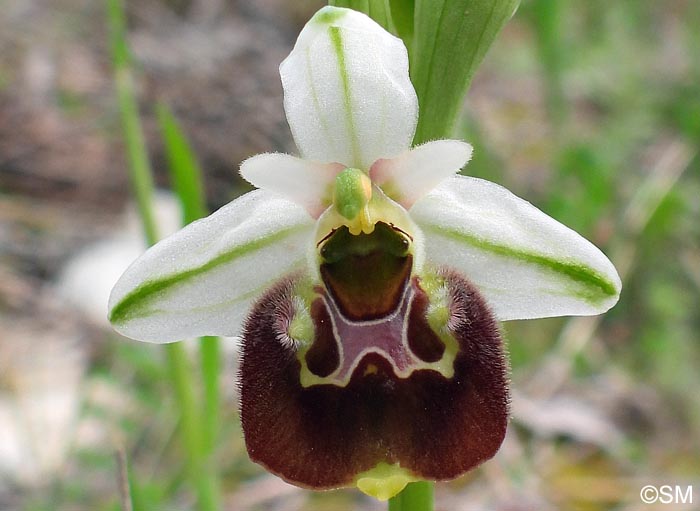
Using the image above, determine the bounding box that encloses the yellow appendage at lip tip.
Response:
[354,463,418,501]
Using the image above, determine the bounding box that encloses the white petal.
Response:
[370,140,473,208]
[240,153,344,218]
[108,190,314,342]
[411,176,621,320]
[280,6,418,169]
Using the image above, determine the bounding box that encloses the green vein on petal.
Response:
[314,6,346,25]
[329,26,361,167]
[423,224,618,305]
[109,225,308,324]
[134,274,296,321]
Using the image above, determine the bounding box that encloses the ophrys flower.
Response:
[108,6,621,500]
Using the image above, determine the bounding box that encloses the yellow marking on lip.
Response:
[363,364,378,376]
[355,463,418,501]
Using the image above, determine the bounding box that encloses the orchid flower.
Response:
[108,6,621,501]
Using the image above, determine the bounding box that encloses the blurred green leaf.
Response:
[330,0,369,12]
[156,104,208,224]
[389,0,415,51]
[546,144,612,234]
[411,0,520,143]
[114,342,166,385]
[368,0,393,31]
[458,113,505,182]
[108,2,221,508]
[156,103,222,459]
[529,0,567,127]
[329,0,394,32]
[665,83,700,142]
[130,478,169,511]
[107,0,159,245]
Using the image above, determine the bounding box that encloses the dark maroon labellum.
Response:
[239,268,510,490]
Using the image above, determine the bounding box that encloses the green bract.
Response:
[108,6,620,501]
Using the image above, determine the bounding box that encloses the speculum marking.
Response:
[306,222,456,386]
[300,279,456,387]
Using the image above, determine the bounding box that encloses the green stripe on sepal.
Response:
[109,225,307,324]
[314,5,347,25]
[423,224,619,305]
[329,26,361,167]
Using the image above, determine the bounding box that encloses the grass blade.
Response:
[156,103,222,456]
[107,2,220,509]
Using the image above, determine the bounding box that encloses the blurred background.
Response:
[0,0,699,510]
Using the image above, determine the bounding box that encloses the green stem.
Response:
[388,481,434,511]
[107,0,158,245]
[165,343,221,511]
[200,336,221,453]
[107,1,220,509]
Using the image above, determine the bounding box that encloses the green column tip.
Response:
[333,167,372,221]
